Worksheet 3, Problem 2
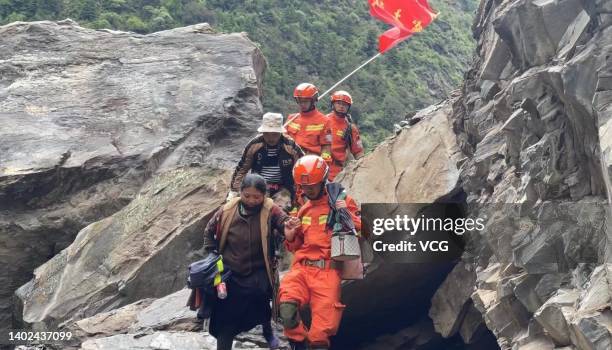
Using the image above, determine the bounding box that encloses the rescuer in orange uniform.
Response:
[285,83,333,164]
[326,90,364,181]
[279,155,362,350]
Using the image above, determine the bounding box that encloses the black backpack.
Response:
[187,252,232,320]
[187,252,232,291]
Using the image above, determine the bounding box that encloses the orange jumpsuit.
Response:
[326,112,364,181]
[286,109,333,208]
[279,190,361,348]
[286,109,332,158]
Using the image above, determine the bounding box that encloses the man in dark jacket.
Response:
[229,112,304,210]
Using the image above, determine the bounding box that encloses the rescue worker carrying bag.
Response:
[325,183,365,280]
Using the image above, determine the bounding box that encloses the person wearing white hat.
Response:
[229,113,305,211]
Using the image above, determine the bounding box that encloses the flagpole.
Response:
[319,52,382,99]
[284,52,382,128]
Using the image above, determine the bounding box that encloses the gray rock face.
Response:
[429,262,478,338]
[79,329,284,350]
[15,165,232,329]
[64,289,289,350]
[1,20,265,330]
[437,0,612,349]
[126,289,201,333]
[493,0,582,69]
[534,289,580,346]
[568,310,612,350]
[72,298,157,341]
[79,332,217,350]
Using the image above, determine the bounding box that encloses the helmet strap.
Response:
[308,99,317,112]
[309,181,326,200]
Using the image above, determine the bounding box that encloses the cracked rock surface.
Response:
[0,19,264,330]
[429,0,612,349]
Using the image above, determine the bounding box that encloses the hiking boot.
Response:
[265,333,280,349]
[262,321,279,349]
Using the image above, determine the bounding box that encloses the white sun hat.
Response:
[257,112,286,133]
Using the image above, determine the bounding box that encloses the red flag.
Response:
[368,0,438,53]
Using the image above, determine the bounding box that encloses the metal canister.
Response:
[216,281,227,299]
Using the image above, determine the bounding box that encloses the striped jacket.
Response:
[230,134,304,198]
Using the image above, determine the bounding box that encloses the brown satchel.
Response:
[340,257,365,280]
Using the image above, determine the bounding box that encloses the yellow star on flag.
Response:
[412,20,423,32]
[394,9,401,21]
[373,0,384,9]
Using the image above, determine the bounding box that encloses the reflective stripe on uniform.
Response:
[318,214,328,224]
[288,122,301,130]
[305,124,325,131]
[302,216,312,225]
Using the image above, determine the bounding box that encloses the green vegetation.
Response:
[0,0,478,149]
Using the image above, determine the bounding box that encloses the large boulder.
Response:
[1,19,265,330]
[15,167,230,328]
[333,99,466,347]
[337,99,463,203]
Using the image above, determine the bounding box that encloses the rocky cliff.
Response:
[426,0,612,349]
[0,19,264,333]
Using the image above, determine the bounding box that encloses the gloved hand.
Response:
[226,191,238,202]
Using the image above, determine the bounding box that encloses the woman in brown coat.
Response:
[203,174,290,350]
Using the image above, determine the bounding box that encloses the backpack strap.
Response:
[218,198,241,253]
[325,183,346,231]
[259,198,275,286]
[333,192,347,229]
[343,114,353,149]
